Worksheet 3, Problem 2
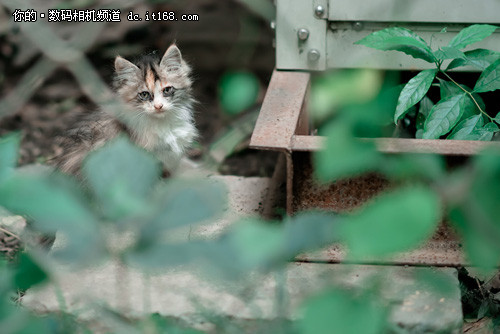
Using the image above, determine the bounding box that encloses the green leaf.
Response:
[447,115,484,140]
[381,154,445,182]
[0,301,54,334]
[438,79,463,100]
[139,178,227,241]
[448,24,498,50]
[438,79,484,121]
[473,58,500,93]
[298,289,387,334]
[450,207,500,270]
[126,241,200,270]
[0,174,96,233]
[0,172,103,264]
[394,69,437,123]
[227,213,339,272]
[433,47,465,61]
[347,84,402,135]
[218,71,260,115]
[0,133,20,183]
[447,49,500,71]
[416,97,434,133]
[468,122,499,141]
[423,94,467,139]
[419,96,434,118]
[355,27,436,63]
[314,120,381,181]
[13,253,48,291]
[413,268,459,297]
[494,111,500,123]
[282,211,340,256]
[229,219,284,270]
[129,212,339,275]
[449,150,500,270]
[311,70,382,123]
[82,137,161,220]
[484,122,499,132]
[341,186,439,259]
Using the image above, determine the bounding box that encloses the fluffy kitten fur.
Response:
[54,44,197,176]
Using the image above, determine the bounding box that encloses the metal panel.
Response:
[276,0,500,70]
[329,0,500,23]
[327,23,500,70]
[276,0,327,70]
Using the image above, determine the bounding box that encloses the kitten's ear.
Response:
[160,44,183,70]
[115,56,139,74]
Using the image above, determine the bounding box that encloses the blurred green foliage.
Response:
[3,52,500,334]
[298,288,388,334]
[341,186,439,260]
[1,1,499,331]
[310,69,383,124]
[2,104,496,331]
[312,65,500,272]
[218,71,260,115]
[0,133,20,183]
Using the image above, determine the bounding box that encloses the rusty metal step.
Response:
[250,70,498,266]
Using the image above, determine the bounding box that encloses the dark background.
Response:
[0,0,277,176]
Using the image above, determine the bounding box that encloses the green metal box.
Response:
[276,0,500,71]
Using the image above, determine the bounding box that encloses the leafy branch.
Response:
[356,24,500,140]
[439,71,492,121]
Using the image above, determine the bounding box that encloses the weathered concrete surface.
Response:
[22,262,462,333]
[287,264,463,334]
[18,176,463,333]
[192,175,270,238]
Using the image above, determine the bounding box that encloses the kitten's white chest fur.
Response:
[130,110,197,172]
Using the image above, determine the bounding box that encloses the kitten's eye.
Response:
[138,91,151,101]
[163,86,174,97]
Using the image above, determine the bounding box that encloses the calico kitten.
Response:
[54,44,197,176]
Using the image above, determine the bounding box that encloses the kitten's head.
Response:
[113,44,193,119]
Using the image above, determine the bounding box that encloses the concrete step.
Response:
[12,175,463,332]
[22,262,462,333]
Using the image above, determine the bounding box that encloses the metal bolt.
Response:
[314,5,325,18]
[297,28,310,41]
[352,21,364,31]
[308,49,320,62]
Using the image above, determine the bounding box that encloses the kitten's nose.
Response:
[154,103,163,111]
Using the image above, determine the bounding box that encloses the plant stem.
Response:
[440,70,494,121]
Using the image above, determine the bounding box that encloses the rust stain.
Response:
[292,152,389,213]
[289,152,464,265]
